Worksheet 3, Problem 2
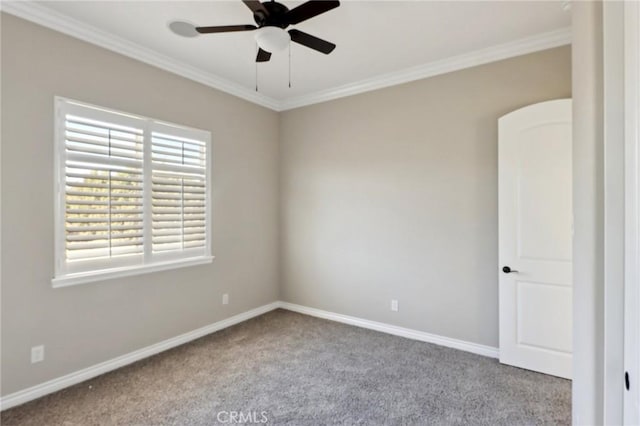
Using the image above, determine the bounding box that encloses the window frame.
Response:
[52,97,213,288]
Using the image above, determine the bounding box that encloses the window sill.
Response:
[52,256,215,288]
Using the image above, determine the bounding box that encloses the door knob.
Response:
[502,266,518,274]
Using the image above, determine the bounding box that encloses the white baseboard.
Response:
[278,302,499,359]
[1,300,498,411]
[0,301,280,411]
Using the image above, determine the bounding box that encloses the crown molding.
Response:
[1,1,571,112]
[0,1,282,111]
[279,27,572,110]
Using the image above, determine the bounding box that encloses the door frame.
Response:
[623,1,640,423]
[603,1,640,423]
[603,1,626,424]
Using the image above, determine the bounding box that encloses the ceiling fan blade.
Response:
[195,24,257,34]
[242,0,269,15]
[284,0,340,25]
[289,29,336,54]
[256,48,272,62]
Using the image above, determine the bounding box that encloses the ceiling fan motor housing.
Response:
[254,1,290,28]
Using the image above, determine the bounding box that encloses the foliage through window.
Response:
[54,98,212,286]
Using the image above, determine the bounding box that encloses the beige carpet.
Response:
[1,309,571,425]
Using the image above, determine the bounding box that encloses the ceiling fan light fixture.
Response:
[255,26,290,52]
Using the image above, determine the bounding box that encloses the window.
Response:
[53,98,212,287]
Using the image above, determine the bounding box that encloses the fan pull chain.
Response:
[255,42,259,92]
[288,43,291,88]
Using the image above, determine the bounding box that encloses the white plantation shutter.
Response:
[54,99,211,284]
[151,129,208,257]
[65,164,144,260]
[62,111,145,273]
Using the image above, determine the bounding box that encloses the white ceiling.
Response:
[17,1,570,108]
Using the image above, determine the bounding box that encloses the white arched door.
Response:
[498,99,573,379]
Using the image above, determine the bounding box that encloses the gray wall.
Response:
[1,14,280,395]
[279,46,572,348]
[1,12,574,399]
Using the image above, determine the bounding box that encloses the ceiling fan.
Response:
[189,0,340,63]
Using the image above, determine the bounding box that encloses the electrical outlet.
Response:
[222,293,229,305]
[31,345,44,364]
[391,299,399,312]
